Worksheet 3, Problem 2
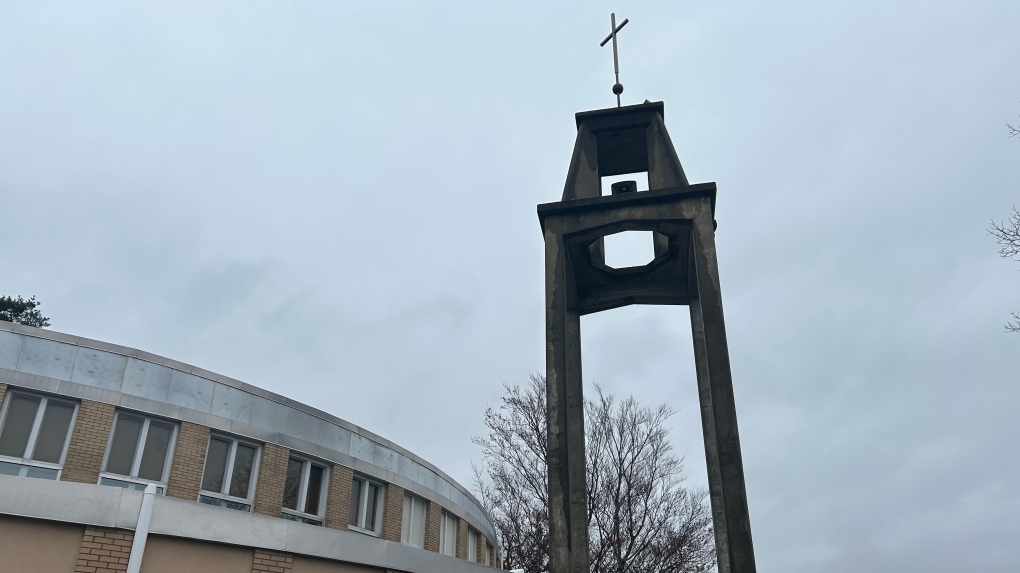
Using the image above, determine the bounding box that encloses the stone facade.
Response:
[62,400,115,484]
[165,421,210,501]
[74,526,134,573]
[253,443,290,517]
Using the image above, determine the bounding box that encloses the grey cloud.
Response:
[1,2,1018,572]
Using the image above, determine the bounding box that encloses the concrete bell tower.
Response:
[538,101,757,573]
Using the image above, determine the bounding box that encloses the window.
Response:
[198,435,260,512]
[100,411,176,493]
[485,542,491,566]
[401,494,427,548]
[280,456,328,526]
[440,511,457,557]
[348,475,384,534]
[467,528,478,562]
[0,391,77,480]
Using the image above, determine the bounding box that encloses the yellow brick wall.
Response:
[475,530,486,564]
[166,422,210,501]
[424,500,441,553]
[381,483,404,542]
[324,464,353,531]
[0,383,7,410]
[62,400,116,484]
[253,443,290,517]
[456,515,468,559]
[253,548,293,573]
[74,526,134,573]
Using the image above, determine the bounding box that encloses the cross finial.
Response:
[600,13,629,107]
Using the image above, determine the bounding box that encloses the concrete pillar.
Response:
[545,229,590,573]
[689,204,756,573]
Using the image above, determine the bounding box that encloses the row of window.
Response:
[0,389,494,563]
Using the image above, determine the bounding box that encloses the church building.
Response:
[0,321,500,573]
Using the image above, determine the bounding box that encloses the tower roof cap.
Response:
[575,100,664,128]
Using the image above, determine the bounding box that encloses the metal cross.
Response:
[600,13,629,107]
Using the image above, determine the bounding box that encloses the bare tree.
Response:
[988,115,1020,333]
[473,376,550,573]
[586,387,716,573]
[474,375,715,573]
[988,206,1020,333]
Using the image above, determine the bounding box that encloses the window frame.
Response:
[401,493,428,548]
[197,434,262,512]
[98,410,178,493]
[467,528,478,562]
[280,454,329,526]
[348,474,385,536]
[439,510,457,557]
[0,390,79,479]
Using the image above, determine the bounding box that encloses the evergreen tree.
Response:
[0,295,51,328]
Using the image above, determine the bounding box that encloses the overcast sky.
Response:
[2,2,1018,571]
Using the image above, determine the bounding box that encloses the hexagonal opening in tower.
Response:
[603,230,655,269]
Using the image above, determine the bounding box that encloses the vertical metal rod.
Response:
[611,12,620,106]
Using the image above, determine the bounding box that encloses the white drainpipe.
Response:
[125,483,158,573]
